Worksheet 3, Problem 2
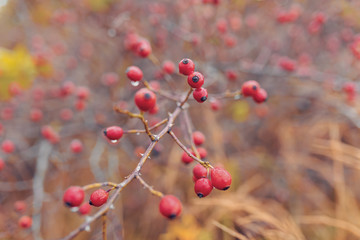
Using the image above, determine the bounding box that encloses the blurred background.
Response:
[1,0,360,239]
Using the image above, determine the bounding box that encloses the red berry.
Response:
[159,195,182,219]
[61,81,76,96]
[60,108,73,121]
[216,18,228,34]
[0,158,4,171]
[181,151,194,164]
[225,70,237,81]
[75,99,86,111]
[193,88,208,103]
[194,178,213,198]
[101,72,119,86]
[14,201,27,213]
[18,216,32,229]
[343,82,356,95]
[149,104,159,115]
[89,189,109,207]
[210,98,221,111]
[136,40,152,58]
[2,140,15,154]
[30,108,43,122]
[76,86,90,100]
[79,202,91,215]
[63,186,85,207]
[192,131,205,146]
[193,164,207,179]
[134,88,157,112]
[279,57,297,72]
[197,147,207,159]
[104,126,123,141]
[70,139,83,153]
[187,72,204,88]
[253,88,268,103]
[211,167,232,190]
[126,66,143,82]
[241,80,260,97]
[178,58,195,75]
[162,60,175,74]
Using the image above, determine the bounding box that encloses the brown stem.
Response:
[82,182,118,191]
[123,118,168,134]
[102,213,107,240]
[113,107,155,141]
[143,80,179,102]
[168,131,212,169]
[136,175,163,198]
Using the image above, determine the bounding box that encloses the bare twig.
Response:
[168,131,212,168]
[136,175,163,198]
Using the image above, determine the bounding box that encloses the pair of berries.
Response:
[63,186,109,209]
[241,80,268,103]
[193,166,232,198]
[181,147,207,164]
[178,58,208,103]
[126,67,158,112]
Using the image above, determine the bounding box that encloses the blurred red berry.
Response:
[193,164,208,179]
[192,131,205,146]
[63,186,85,207]
[211,167,232,190]
[194,178,213,198]
[18,216,32,229]
[159,195,182,219]
[126,66,143,82]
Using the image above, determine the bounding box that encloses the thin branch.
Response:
[143,80,179,102]
[82,182,118,191]
[123,118,168,134]
[102,213,107,240]
[136,175,163,198]
[168,131,212,168]
[113,107,155,141]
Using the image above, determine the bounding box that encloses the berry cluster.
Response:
[241,80,268,103]
[179,58,208,103]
